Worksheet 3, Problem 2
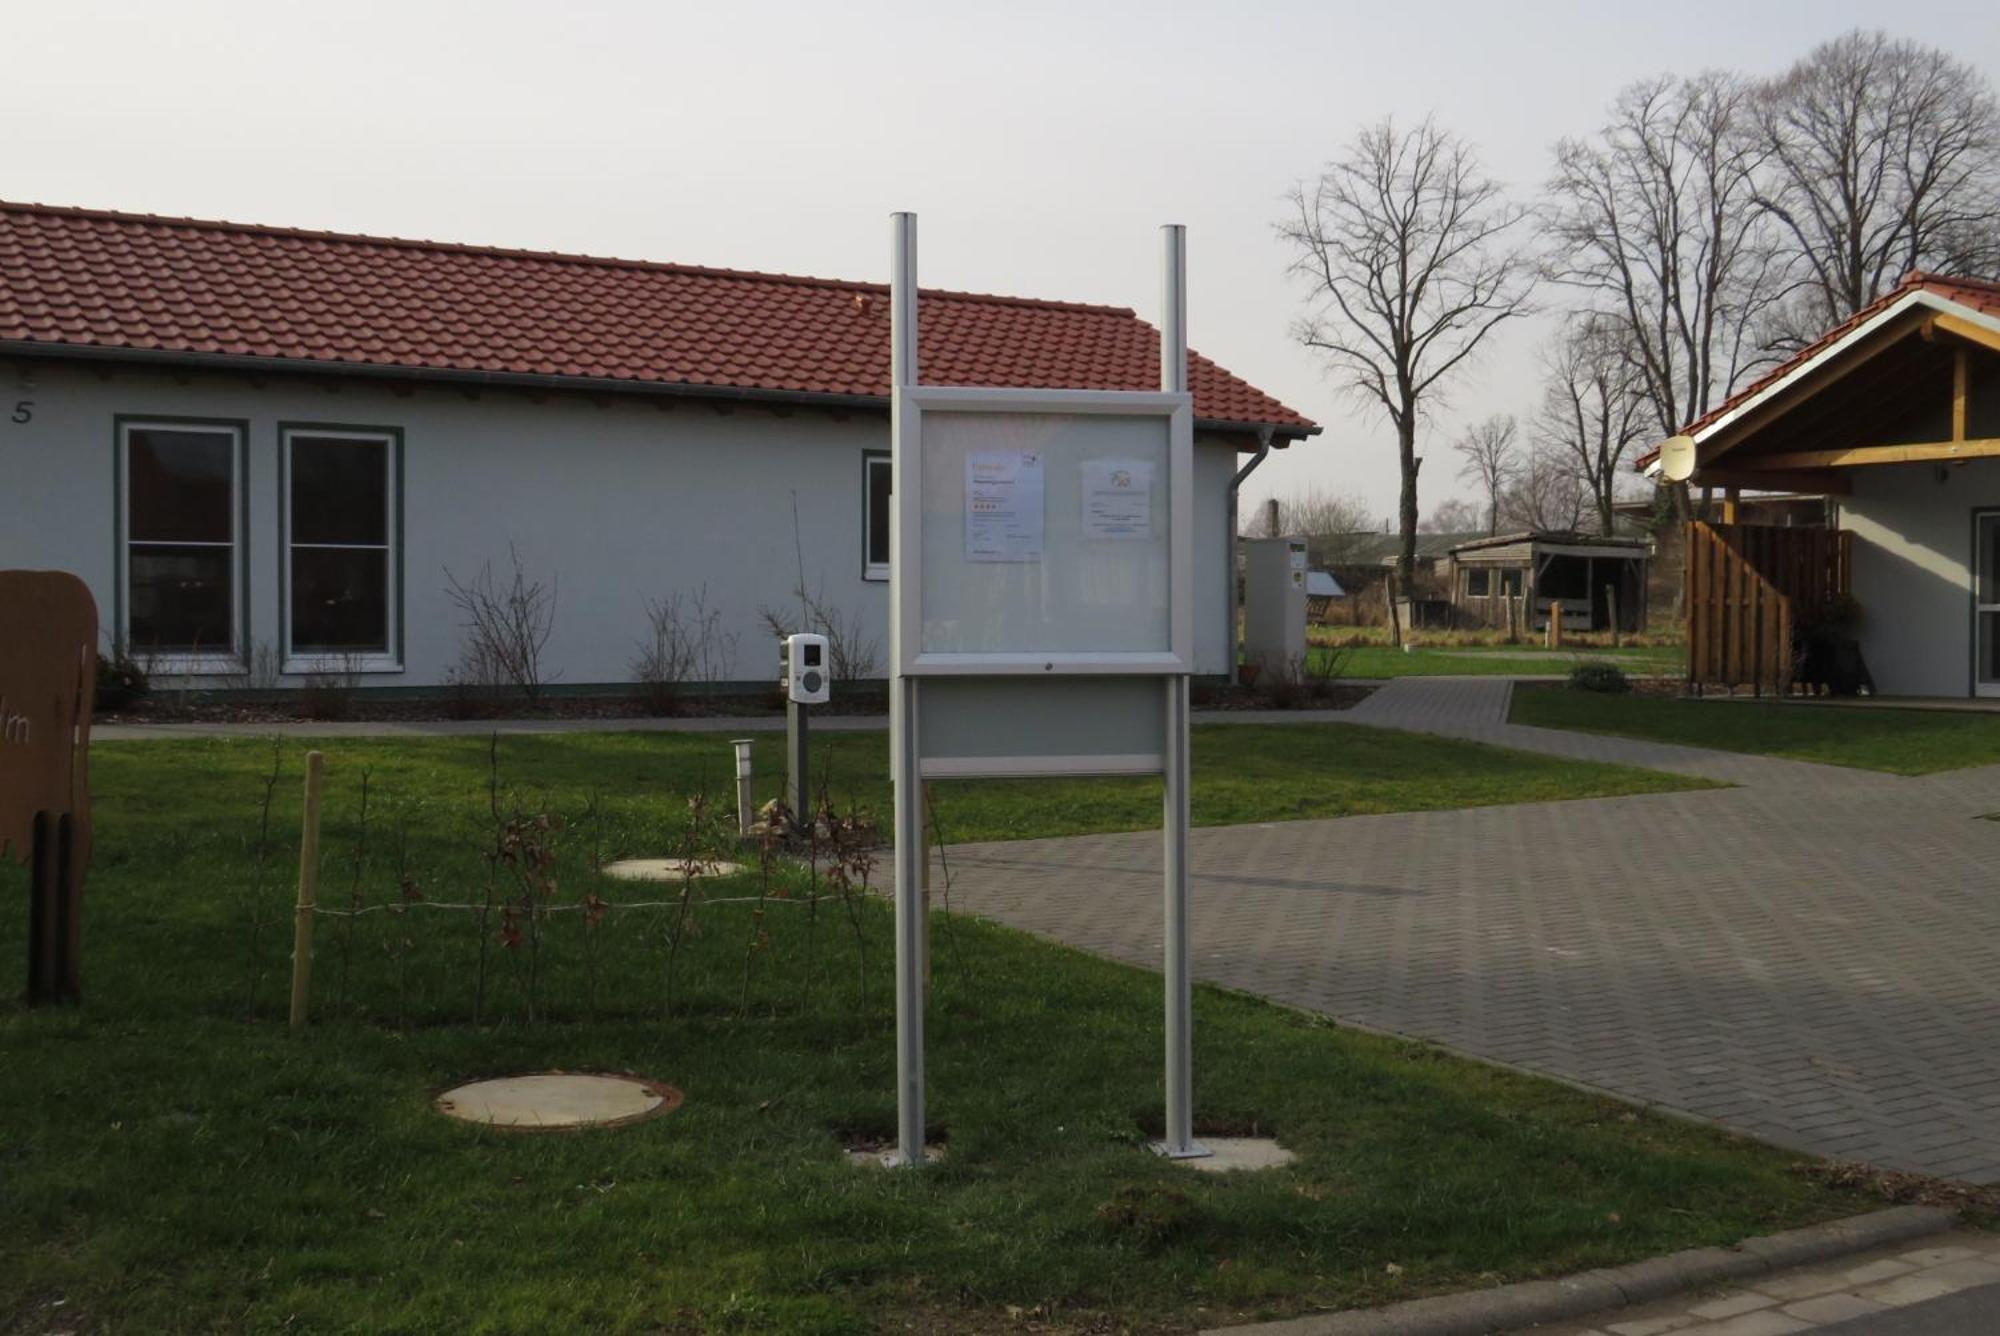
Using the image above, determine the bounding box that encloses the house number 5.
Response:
[9,401,30,424]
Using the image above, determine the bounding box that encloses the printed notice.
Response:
[1081,458,1153,540]
[965,449,1044,563]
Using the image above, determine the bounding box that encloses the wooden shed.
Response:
[1445,531,1652,633]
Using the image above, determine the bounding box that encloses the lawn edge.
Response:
[1205,1204,1955,1335]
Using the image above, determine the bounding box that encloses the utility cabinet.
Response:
[1241,536,1308,676]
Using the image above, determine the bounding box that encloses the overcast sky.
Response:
[8,0,1997,520]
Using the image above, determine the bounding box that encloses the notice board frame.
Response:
[892,385,1194,679]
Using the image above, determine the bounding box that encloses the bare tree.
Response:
[1544,72,1789,447]
[1421,496,1485,534]
[1754,30,2000,334]
[1282,117,1536,585]
[1451,414,1518,536]
[1264,484,1378,567]
[1534,321,1650,535]
[1499,447,1590,534]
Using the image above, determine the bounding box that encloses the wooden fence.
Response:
[1685,523,1851,695]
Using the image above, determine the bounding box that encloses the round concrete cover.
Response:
[602,858,743,882]
[436,1073,681,1130]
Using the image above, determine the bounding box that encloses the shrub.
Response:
[444,545,557,703]
[94,643,149,712]
[632,586,738,715]
[1567,662,1631,694]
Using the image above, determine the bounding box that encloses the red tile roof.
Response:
[1638,271,2000,467]
[0,201,1316,437]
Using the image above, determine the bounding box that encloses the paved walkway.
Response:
[926,677,2000,1183]
[1522,1230,2000,1334]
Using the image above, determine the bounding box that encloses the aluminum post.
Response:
[889,211,927,1167]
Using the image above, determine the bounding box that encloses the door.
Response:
[1977,513,2000,697]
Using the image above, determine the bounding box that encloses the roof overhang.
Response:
[0,340,1321,443]
[1641,289,2000,481]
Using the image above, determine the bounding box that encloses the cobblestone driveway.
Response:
[925,679,2000,1182]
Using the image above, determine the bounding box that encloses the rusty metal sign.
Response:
[0,570,96,1004]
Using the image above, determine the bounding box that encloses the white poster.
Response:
[965,449,1044,563]
[1081,457,1153,540]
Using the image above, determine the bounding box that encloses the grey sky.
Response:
[8,0,1997,521]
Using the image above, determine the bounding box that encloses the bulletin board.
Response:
[893,386,1192,677]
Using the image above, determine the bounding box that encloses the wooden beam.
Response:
[1954,347,1969,443]
[1721,487,1740,524]
[1692,466,1852,496]
[1752,438,2000,470]
[1700,322,1923,465]
[1934,311,2000,356]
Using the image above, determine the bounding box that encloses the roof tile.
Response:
[0,201,1315,435]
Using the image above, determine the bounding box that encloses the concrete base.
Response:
[436,1072,681,1130]
[602,858,743,882]
[845,1143,946,1169]
[1172,1136,1295,1173]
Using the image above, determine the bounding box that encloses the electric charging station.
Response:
[886,212,1204,1166]
[780,633,830,823]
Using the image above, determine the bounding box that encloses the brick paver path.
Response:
[925,678,2000,1182]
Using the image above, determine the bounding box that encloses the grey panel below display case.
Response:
[915,676,1166,777]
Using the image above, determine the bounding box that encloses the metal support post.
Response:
[1154,223,1206,1159]
[889,209,928,1167]
[785,700,810,825]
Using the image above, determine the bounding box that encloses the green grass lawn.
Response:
[1319,644,1685,680]
[0,731,1817,1333]
[1510,685,2000,775]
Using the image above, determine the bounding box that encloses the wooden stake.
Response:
[1548,601,1564,649]
[290,750,325,1029]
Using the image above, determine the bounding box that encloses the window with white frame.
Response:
[285,427,399,668]
[863,451,891,580]
[120,420,243,666]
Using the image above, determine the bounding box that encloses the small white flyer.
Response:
[1081,458,1153,540]
[965,449,1044,563]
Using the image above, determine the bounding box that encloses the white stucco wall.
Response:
[0,359,1247,688]
[1840,457,2000,697]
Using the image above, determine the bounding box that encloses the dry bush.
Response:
[631,585,739,715]
[444,545,557,704]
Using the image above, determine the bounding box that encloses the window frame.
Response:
[114,415,250,674]
[1464,567,1490,597]
[279,422,405,675]
[862,449,891,582]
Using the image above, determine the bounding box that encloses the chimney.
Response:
[1265,497,1280,537]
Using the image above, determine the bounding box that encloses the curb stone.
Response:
[1202,1205,1954,1335]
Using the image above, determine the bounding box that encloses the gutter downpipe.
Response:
[1225,426,1274,687]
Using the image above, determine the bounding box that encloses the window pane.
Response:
[128,429,234,542]
[292,548,389,654]
[129,544,233,653]
[1465,569,1489,596]
[866,457,891,568]
[292,436,389,545]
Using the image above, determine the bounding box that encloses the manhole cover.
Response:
[602,858,743,882]
[436,1072,682,1130]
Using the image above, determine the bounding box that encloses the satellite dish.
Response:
[1658,434,1697,483]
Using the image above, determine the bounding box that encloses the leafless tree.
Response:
[1451,415,1519,536]
[1544,72,1790,449]
[1421,496,1486,534]
[1499,447,1590,534]
[1263,484,1379,567]
[1754,30,2000,334]
[1281,117,1536,585]
[1534,321,1651,535]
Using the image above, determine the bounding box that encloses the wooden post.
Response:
[289,750,325,1029]
[1548,601,1564,649]
[1721,487,1739,525]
